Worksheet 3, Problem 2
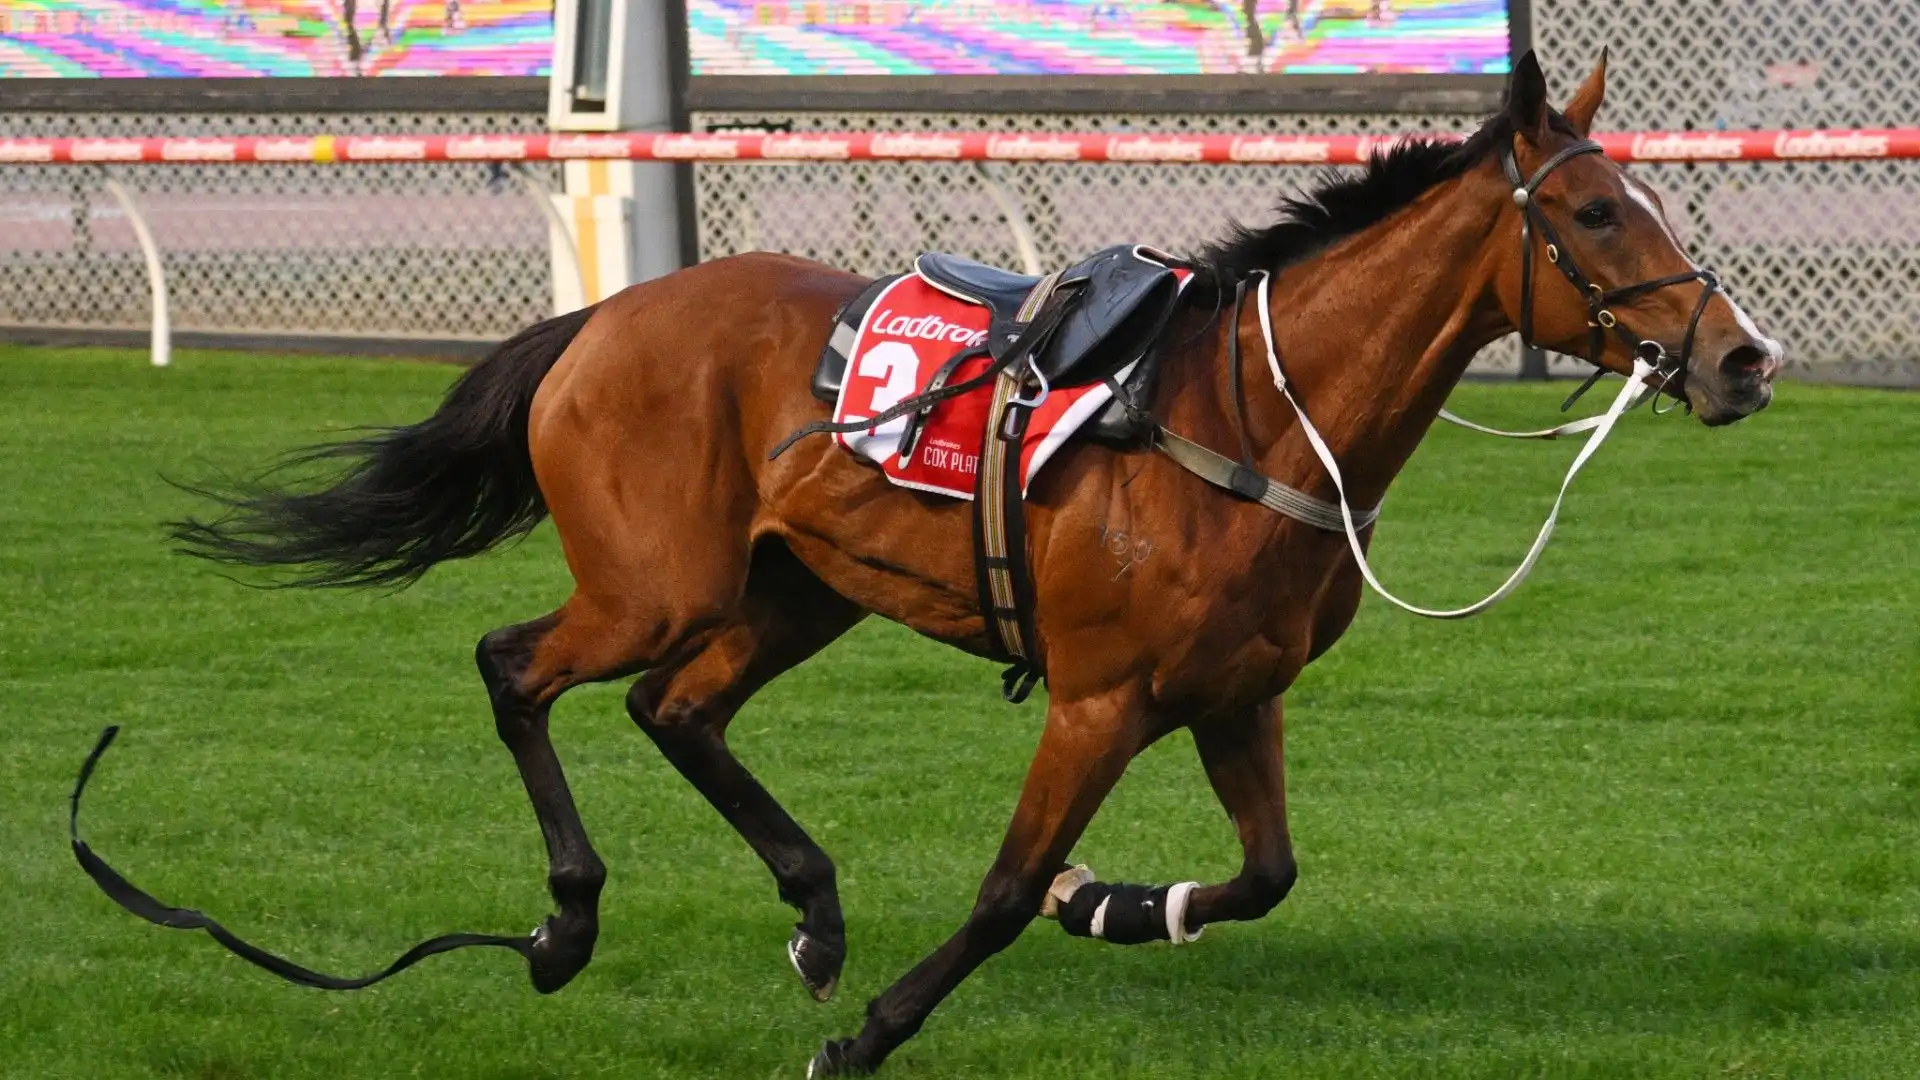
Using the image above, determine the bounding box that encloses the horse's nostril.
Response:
[1719,344,1769,377]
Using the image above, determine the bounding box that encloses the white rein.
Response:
[1252,270,1658,619]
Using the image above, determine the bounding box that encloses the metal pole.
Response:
[972,161,1044,276]
[102,177,170,369]
[513,164,590,312]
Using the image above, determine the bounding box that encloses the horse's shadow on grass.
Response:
[1088,920,1917,1027]
[554,917,1920,1078]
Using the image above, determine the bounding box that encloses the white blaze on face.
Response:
[1623,173,1783,363]
[1622,173,1687,254]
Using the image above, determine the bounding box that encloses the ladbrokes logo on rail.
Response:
[343,137,428,161]
[447,136,530,160]
[985,135,1081,161]
[70,139,145,162]
[548,135,631,159]
[0,140,55,163]
[1629,133,1746,160]
[159,139,238,162]
[1772,130,1889,158]
[870,133,966,159]
[653,134,740,159]
[1105,136,1207,162]
[1228,136,1332,164]
[254,138,320,162]
[762,134,854,160]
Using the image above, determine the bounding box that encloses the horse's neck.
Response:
[1236,174,1511,511]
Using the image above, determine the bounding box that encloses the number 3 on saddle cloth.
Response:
[831,274,1119,499]
[804,245,1194,701]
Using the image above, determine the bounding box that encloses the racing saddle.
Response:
[810,244,1190,443]
[790,244,1193,703]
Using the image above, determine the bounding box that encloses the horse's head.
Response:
[1491,50,1783,426]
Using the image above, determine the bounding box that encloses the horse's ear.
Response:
[1506,49,1549,145]
[1563,47,1609,137]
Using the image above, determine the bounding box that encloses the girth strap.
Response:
[70,726,535,991]
[973,372,1044,703]
[963,273,1079,703]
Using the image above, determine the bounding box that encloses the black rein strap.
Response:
[70,726,534,991]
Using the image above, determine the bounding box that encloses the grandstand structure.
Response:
[1,0,1914,384]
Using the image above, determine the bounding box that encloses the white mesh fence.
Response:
[1534,0,1920,384]
[0,111,555,343]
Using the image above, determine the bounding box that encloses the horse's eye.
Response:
[1575,200,1617,229]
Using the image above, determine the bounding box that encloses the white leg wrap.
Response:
[1089,896,1112,940]
[1164,881,1203,945]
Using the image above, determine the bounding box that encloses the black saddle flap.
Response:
[1039,245,1185,388]
[918,245,1186,391]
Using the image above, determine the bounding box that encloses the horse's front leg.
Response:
[1044,699,1295,943]
[809,691,1149,1076]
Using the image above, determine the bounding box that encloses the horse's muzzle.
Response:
[1686,337,1783,427]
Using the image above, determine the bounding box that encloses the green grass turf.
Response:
[1,344,1916,1079]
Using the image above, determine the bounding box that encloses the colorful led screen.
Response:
[688,0,1512,76]
[0,1,552,77]
[0,0,1509,80]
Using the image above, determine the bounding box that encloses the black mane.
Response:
[1190,111,1574,290]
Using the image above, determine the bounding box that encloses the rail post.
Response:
[972,162,1044,276]
[100,176,170,369]
[512,164,589,314]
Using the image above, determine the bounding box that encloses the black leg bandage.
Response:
[1057,881,1203,945]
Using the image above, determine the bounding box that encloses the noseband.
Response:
[1502,140,1719,410]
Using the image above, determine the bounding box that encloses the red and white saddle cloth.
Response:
[830,273,1141,499]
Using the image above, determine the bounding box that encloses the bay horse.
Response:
[129,52,1780,1074]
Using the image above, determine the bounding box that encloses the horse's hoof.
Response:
[526,916,596,994]
[788,927,843,1002]
[1041,864,1095,920]
[806,1038,865,1077]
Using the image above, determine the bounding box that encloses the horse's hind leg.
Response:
[626,542,865,1001]
[476,598,668,994]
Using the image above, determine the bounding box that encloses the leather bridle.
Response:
[1502,139,1719,410]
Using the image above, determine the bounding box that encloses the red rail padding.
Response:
[2,129,1918,166]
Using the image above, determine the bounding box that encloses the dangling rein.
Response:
[69,726,536,989]
[1242,269,1660,619]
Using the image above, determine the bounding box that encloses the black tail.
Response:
[170,306,597,589]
